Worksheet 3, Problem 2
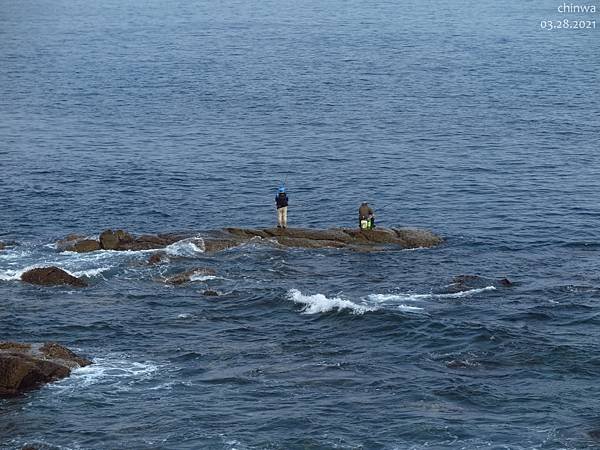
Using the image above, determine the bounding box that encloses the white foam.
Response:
[369,286,496,302]
[369,293,425,302]
[177,313,192,319]
[0,265,41,281]
[0,249,30,260]
[398,304,424,312]
[70,266,111,278]
[165,238,205,257]
[288,289,377,315]
[435,286,496,298]
[59,357,160,390]
[189,274,217,282]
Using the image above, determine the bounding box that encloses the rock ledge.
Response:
[59,227,442,253]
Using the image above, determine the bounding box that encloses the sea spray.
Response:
[287,289,377,315]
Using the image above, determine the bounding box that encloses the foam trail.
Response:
[189,274,217,282]
[436,286,496,298]
[398,304,424,312]
[288,289,377,315]
[369,286,496,302]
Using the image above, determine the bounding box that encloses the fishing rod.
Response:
[376,201,395,210]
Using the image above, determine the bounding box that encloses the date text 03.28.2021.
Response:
[541,19,596,29]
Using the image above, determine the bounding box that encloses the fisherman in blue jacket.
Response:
[275,184,289,228]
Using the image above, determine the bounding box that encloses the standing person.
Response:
[275,184,289,228]
[358,202,375,230]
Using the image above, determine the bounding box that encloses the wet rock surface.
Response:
[0,342,92,397]
[71,239,101,253]
[166,267,217,285]
[223,227,443,251]
[21,267,88,288]
[148,253,166,265]
[58,227,442,254]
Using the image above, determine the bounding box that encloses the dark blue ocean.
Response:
[1,0,600,448]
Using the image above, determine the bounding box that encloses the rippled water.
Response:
[1,0,600,448]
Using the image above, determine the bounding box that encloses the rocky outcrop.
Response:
[99,229,133,250]
[56,234,86,252]
[223,227,443,251]
[59,229,145,253]
[165,267,217,285]
[0,342,92,397]
[59,226,442,254]
[21,267,87,288]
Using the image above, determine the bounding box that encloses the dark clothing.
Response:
[358,203,375,230]
[358,204,374,219]
[276,193,289,209]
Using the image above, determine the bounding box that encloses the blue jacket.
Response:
[276,193,289,209]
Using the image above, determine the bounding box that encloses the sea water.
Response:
[1,0,599,448]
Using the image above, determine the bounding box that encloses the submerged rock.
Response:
[450,275,513,292]
[148,253,166,265]
[165,267,217,285]
[202,290,220,296]
[588,430,600,440]
[0,342,92,397]
[21,267,88,288]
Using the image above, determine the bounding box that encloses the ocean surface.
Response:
[1,0,600,448]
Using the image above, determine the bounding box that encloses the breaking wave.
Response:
[165,238,205,257]
[287,289,377,315]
